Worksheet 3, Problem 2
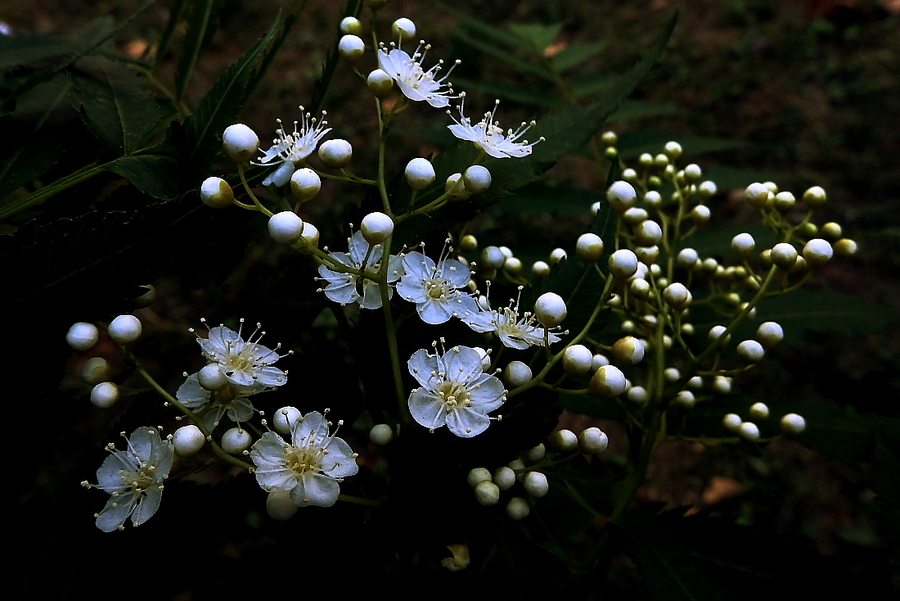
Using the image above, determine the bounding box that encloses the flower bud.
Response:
[731,233,756,258]
[677,248,699,270]
[662,282,692,311]
[834,238,857,256]
[504,257,523,277]
[737,340,765,363]
[636,245,660,265]
[623,208,649,224]
[673,390,695,408]
[480,246,506,270]
[267,491,299,520]
[627,385,648,404]
[802,238,833,267]
[534,292,567,327]
[780,413,806,435]
[221,427,252,454]
[360,211,394,245]
[290,167,321,202]
[531,260,551,279]
[590,365,627,397]
[200,176,235,208]
[713,375,732,394]
[268,211,305,245]
[698,181,717,198]
[273,406,302,436]
[90,382,120,409]
[173,425,205,456]
[549,248,567,265]
[391,17,416,42]
[550,429,578,452]
[367,68,394,97]
[773,191,796,213]
[708,325,730,347]
[82,357,112,385]
[770,243,798,269]
[318,139,353,168]
[579,427,609,454]
[503,361,533,388]
[563,344,594,375]
[633,219,662,246]
[722,413,742,433]
[607,180,637,212]
[802,185,827,208]
[608,249,638,279]
[445,173,471,199]
[475,480,500,506]
[523,471,549,498]
[612,336,644,365]
[222,123,259,163]
[299,221,320,252]
[748,402,769,421]
[338,34,365,63]
[664,141,683,160]
[745,182,770,208]
[821,222,842,239]
[738,422,760,442]
[506,497,530,520]
[463,165,491,193]
[340,16,362,35]
[756,322,784,348]
[66,322,99,351]
[493,466,516,491]
[467,467,492,487]
[525,443,546,462]
[108,314,142,345]
[405,157,435,189]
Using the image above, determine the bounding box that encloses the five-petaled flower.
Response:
[317,230,404,309]
[194,320,288,388]
[89,427,174,532]
[176,372,269,428]
[397,250,478,324]
[448,94,543,159]
[249,411,359,508]
[462,288,561,350]
[256,107,331,186]
[407,345,507,438]
[377,41,459,108]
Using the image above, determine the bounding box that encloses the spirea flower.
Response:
[407,345,507,438]
[448,95,543,158]
[256,107,331,186]
[317,230,403,309]
[176,371,269,428]
[377,41,459,108]
[249,411,358,508]
[397,250,478,324]
[192,319,288,388]
[88,427,174,532]
[462,287,561,350]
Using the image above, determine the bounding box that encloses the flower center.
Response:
[284,445,321,476]
[436,380,470,410]
[426,278,450,300]
[125,463,156,494]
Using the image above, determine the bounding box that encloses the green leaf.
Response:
[107,152,181,200]
[0,129,68,201]
[606,100,679,122]
[507,22,564,54]
[501,184,605,217]
[452,27,556,82]
[438,2,540,53]
[174,0,216,100]
[183,15,280,167]
[550,41,607,73]
[0,35,84,70]
[69,58,161,155]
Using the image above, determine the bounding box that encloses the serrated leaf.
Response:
[69,58,161,154]
[551,41,606,73]
[108,152,181,200]
[570,73,617,99]
[507,22,564,54]
[183,15,280,167]
[0,35,84,70]
[175,0,215,100]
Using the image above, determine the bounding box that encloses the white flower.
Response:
[249,411,358,508]
[377,41,459,108]
[448,95,543,159]
[256,108,331,186]
[397,250,478,324]
[90,427,174,532]
[176,372,268,428]
[193,320,288,388]
[317,231,404,309]
[407,345,506,438]
[462,288,561,350]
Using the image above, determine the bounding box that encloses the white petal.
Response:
[291,473,340,507]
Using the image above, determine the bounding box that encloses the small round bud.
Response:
[268,211,305,245]
[463,165,491,194]
[698,181,717,198]
[459,234,478,252]
[367,68,394,97]
[200,176,235,208]
[738,422,760,442]
[756,322,784,348]
[391,17,416,42]
[608,249,639,279]
[290,168,321,202]
[475,480,501,506]
[687,376,703,390]
[591,354,610,370]
[480,246,506,270]
[563,344,594,375]
[578,427,609,454]
[773,191,796,213]
[664,141,683,160]
[748,402,769,421]
[299,222,320,251]
[602,131,618,145]
[690,204,711,224]
[834,238,858,256]
[612,336,645,365]
[493,466,516,491]
[576,233,604,262]
[821,222,842,239]
[590,365,627,397]
[770,243,798,269]
[360,212,394,245]
[607,180,637,212]
[708,325,730,346]
[318,139,353,168]
[198,364,228,391]
[173,425,205,456]
[722,413,742,433]
[662,282,692,311]
[550,429,578,452]
[638,153,654,168]
[745,182,771,208]
[340,16,362,35]
[549,247,567,265]
[267,491,299,520]
[467,467,492,488]
[82,357,112,385]
[222,123,259,163]
[630,278,651,299]
[506,497,530,520]
[221,428,252,454]
[731,233,756,258]
[636,245,660,265]
[405,157,435,190]
[108,314,142,344]
[503,257,523,277]
[664,369,681,386]
[525,443,546,463]
[531,260,551,279]
[274,406,302,436]
[713,375,732,394]
[590,200,603,215]
[673,390,696,408]
[633,219,663,246]
[364,423,392,446]
[523,471,549,498]
[534,292,567,327]
[780,413,806,435]
[622,168,638,182]
[623,207,649,224]
[445,173,471,199]
[683,163,702,182]
[66,322,99,351]
[802,185,827,208]
[90,382,120,409]
[802,238,833,267]
[736,340,765,363]
[627,385,648,404]
[677,248,699,270]
[338,34,365,63]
